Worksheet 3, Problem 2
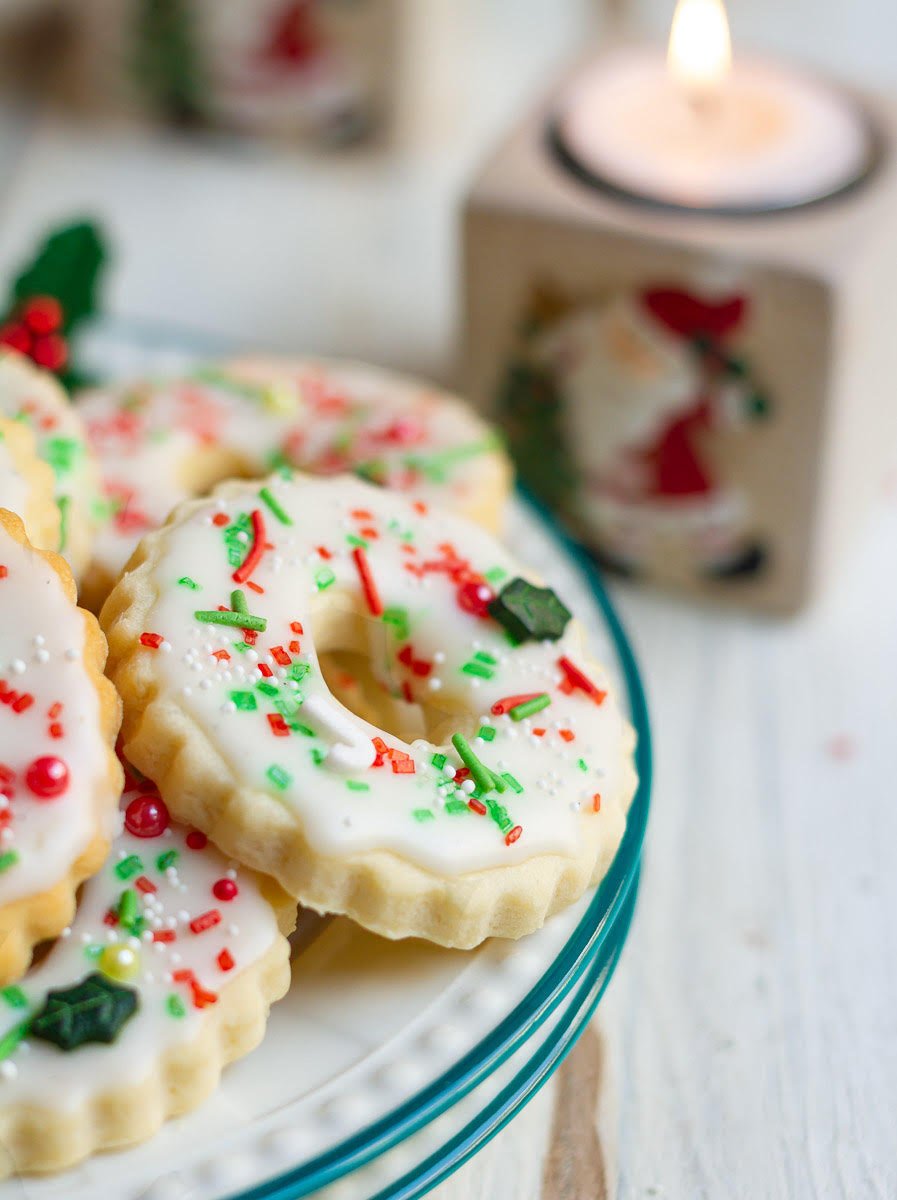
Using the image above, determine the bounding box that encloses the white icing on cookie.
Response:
[0,522,111,907]
[0,351,97,572]
[0,439,30,525]
[79,358,506,585]
[130,474,628,876]
[0,777,281,1099]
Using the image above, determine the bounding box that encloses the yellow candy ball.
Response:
[99,943,141,983]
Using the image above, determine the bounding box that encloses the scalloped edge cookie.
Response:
[101,481,638,950]
[0,510,122,985]
[0,416,61,553]
[0,927,292,1176]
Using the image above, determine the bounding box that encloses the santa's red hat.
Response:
[641,287,746,340]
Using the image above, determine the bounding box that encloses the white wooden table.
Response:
[0,3,894,1196]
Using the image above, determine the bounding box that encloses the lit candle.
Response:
[550,0,877,213]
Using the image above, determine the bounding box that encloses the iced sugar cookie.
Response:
[0,350,98,577]
[0,771,294,1176]
[78,357,511,609]
[101,474,637,948]
[0,510,122,985]
[0,416,60,552]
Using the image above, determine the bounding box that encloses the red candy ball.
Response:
[457,578,495,619]
[0,322,31,355]
[124,793,170,838]
[186,830,208,850]
[25,756,69,799]
[213,878,238,902]
[30,333,68,372]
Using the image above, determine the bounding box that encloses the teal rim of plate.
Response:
[370,866,641,1200]
[225,484,653,1200]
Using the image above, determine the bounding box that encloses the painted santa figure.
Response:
[533,281,770,583]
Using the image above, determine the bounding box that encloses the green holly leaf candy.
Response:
[487,577,572,643]
[29,973,139,1052]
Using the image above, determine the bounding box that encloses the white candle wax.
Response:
[552,47,875,212]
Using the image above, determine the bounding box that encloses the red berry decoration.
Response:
[186,830,208,850]
[25,755,69,799]
[0,322,31,354]
[124,793,170,838]
[457,578,495,619]
[30,333,68,372]
[21,295,63,335]
[212,878,238,902]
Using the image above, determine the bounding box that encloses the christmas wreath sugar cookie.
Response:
[78,356,511,609]
[0,416,61,553]
[0,771,294,1177]
[0,350,99,577]
[0,510,122,986]
[101,474,637,948]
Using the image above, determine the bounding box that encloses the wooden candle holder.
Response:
[463,67,897,614]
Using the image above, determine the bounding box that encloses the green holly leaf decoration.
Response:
[11,221,107,337]
[29,973,139,1052]
[488,577,572,643]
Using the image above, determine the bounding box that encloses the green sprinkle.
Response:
[178,576,200,590]
[230,589,249,614]
[310,747,326,766]
[230,690,257,711]
[382,606,410,641]
[0,1017,31,1062]
[501,772,524,794]
[477,725,496,742]
[346,534,368,550]
[233,641,250,654]
[0,850,20,873]
[444,799,470,815]
[462,661,493,680]
[117,888,138,928]
[413,808,435,823]
[259,486,292,526]
[431,752,447,770]
[286,662,310,684]
[451,733,494,794]
[315,567,336,591]
[474,650,497,666]
[44,436,81,476]
[485,796,513,834]
[509,693,551,721]
[292,723,315,738]
[56,495,70,554]
[485,567,508,585]
[156,849,178,871]
[347,780,370,792]
[487,768,507,794]
[195,609,267,632]
[166,994,187,1019]
[1,986,27,1009]
[577,758,588,772]
[115,854,143,880]
[84,943,103,961]
[257,680,279,698]
[354,459,387,484]
[266,764,292,791]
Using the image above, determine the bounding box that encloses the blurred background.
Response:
[0,0,892,383]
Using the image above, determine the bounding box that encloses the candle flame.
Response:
[667,0,732,96]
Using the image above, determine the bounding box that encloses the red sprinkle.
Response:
[232,508,267,584]
[559,729,575,742]
[11,693,33,713]
[270,645,291,666]
[491,693,545,716]
[290,621,304,635]
[413,501,428,515]
[0,566,7,579]
[212,649,230,662]
[139,632,164,649]
[189,909,222,935]
[213,878,239,902]
[391,757,415,775]
[505,825,523,846]
[186,831,208,850]
[152,929,176,943]
[258,663,273,678]
[190,981,218,1009]
[267,713,290,737]
[246,580,264,594]
[135,875,157,894]
[316,546,332,560]
[352,545,384,616]
[212,512,229,526]
[592,793,602,812]
[557,657,607,705]
[351,508,373,520]
[457,578,495,619]
[217,949,235,972]
[468,798,487,816]
[49,722,64,739]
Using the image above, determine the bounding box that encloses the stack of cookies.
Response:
[0,348,637,1176]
